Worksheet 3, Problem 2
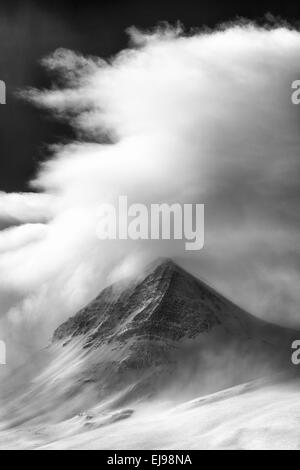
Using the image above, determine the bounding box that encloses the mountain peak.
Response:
[144,257,179,275]
[50,257,297,404]
[53,256,296,349]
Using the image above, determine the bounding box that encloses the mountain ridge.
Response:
[50,258,299,403]
[53,258,297,348]
[0,258,298,429]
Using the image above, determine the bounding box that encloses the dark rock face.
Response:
[55,259,228,344]
[2,259,298,427]
[54,258,296,344]
[52,259,298,402]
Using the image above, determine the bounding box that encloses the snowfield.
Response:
[0,261,299,450]
[0,377,300,450]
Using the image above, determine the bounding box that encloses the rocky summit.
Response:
[0,259,298,427]
[52,259,298,402]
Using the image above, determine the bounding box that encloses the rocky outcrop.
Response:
[2,258,298,426]
[52,259,298,401]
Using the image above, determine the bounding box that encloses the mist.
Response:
[1,22,300,370]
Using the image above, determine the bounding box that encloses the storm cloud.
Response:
[1,22,300,368]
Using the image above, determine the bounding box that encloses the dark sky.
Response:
[0,0,300,193]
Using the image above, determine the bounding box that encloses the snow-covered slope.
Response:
[0,258,299,449]
[36,376,300,450]
[1,375,300,450]
[50,258,298,402]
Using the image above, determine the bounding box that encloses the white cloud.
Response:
[0,223,47,253]
[2,22,300,368]
[0,192,54,227]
